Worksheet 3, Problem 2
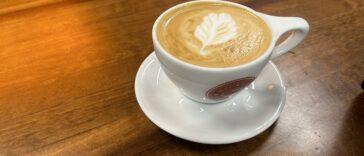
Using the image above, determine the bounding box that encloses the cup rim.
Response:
[152,0,276,72]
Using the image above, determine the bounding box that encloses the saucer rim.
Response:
[134,52,286,144]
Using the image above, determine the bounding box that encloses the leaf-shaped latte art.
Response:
[194,13,237,55]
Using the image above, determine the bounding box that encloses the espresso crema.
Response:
[157,1,272,68]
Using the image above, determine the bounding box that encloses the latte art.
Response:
[157,1,272,67]
[194,13,237,55]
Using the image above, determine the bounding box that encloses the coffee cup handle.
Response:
[258,13,309,58]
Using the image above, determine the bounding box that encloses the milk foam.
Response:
[194,13,237,55]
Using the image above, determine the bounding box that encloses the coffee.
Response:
[156,1,272,68]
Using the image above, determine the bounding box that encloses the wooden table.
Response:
[0,0,363,155]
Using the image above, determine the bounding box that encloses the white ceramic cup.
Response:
[152,0,309,103]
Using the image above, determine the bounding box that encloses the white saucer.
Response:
[135,52,286,144]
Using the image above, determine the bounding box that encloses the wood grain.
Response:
[0,0,363,155]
